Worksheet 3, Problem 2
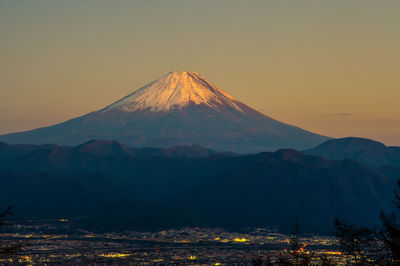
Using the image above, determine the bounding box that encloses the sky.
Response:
[0,0,399,145]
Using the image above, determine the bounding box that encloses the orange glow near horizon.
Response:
[0,1,399,145]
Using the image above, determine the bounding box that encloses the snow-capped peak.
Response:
[103,71,243,112]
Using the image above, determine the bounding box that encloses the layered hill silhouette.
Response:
[0,140,398,233]
[304,137,400,167]
[0,71,328,153]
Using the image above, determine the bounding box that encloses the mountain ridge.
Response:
[0,140,397,233]
[0,71,329,152]
[304,137,400,167]
[0,139,221,163]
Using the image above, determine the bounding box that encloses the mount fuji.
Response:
[0,71,329,152]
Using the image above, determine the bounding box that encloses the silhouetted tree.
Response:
[289,221,302,265]
[380,180,400,264]
[0,206,22,258]
[332,179,400,264]
[276,221,313,265]
[334,218,377,265]
[0,206,12,228]
[290,221,313,265]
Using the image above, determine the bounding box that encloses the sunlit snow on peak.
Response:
[104,71,243,112]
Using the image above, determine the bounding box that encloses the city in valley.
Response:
[1,219,343,265]
[1,1,399,265]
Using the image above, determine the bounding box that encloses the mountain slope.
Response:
[0,71,329,152]
[103,71,243,112]
[304,137,400,167]
[184,150,396,232]
[0,140,220,172]
[0,141,398,233]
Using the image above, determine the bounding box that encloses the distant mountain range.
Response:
[1,70,397,234]
[304,137,400,167]
[1,139,398,233]
[0,71,328,153]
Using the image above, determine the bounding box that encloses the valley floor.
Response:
[0,219,346,265]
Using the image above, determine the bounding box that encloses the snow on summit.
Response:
[0,70,329,152]
[104,71,243,112]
